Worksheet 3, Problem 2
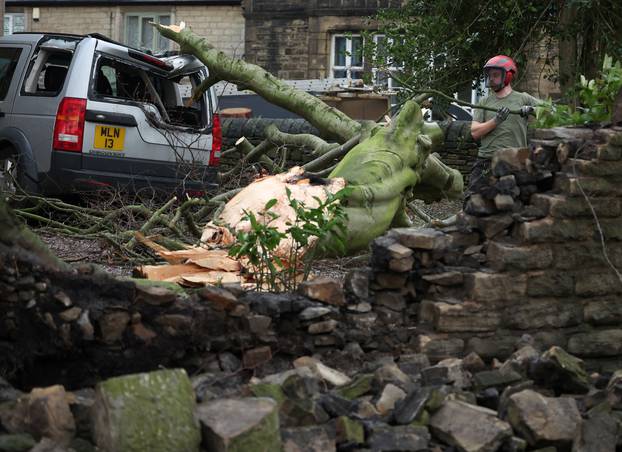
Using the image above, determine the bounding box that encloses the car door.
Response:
[0,43,32,131]
[82,50,214,181]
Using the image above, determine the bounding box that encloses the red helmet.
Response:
[484,55,517,90]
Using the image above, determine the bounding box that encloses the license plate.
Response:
[94,125,125,151]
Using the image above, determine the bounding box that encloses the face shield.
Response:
[484,67,506,92]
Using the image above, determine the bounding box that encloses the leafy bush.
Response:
[228,188,350,292]
[535,56,622,128]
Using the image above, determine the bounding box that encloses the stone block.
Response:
[431,301,501,333]
[526,271,574,297]
[197,398,281,452]
[367,425,430,451]
[243,346,272,368]
[473,370,523,390]
[531,193,621,218]
[93,369,200,452]
[506,389,581,447]
[584,297,622,325]
[529,346,590,394]
[430,400,512,452]
[390,228,452,250]
[534,127,594,141]
[464,272,527,303]
[516,217,593,243]
[416,335,464,362]
[477,214,515,238]
[282,426,335,452]
[376,384,407,415]
[575,272,622,297]
[374,291,407,311]
[601,218,622,240]
[504,298,582,330]
[551,242,606,270]
[568,329,622,357]
[598,144,622,161]
[563,158,622,177]
[298,278,345,306]
[335,416,364,445]
[466,336,517,360]
[487,241,553,271]
[491,147,530,176]
[554,174,622,197]
[374,272,408,289]
[573,412,618,452]
[387,242,414,260]
[464,194,496,216]
[343,268,370,300]
[494,194,516,211]
[3,385,75,445]
[307,319,338,334]
[422,271,464,286]
[389,256,415,272]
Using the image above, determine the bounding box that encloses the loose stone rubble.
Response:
[2,125,622,451]
[0,344,621,451]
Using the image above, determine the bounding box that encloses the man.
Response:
[467,55,539,194]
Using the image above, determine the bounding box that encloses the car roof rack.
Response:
[13,31,83,39]
[87,32,155,55]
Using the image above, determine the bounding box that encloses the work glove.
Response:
[520,105,536,117]
[494,107,510,125]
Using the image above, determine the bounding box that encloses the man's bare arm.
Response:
[471,106,510,140]
[471,119,497,140]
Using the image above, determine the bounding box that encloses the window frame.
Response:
[330,34,364,80]
[20,37,78,98]
[4,13,26,36]
[124,12,173,53]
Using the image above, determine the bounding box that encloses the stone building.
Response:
[242,0,402,81]
[4,0,245,57]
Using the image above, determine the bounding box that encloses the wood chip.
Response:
[180,272,243,287]
[188,256,240,272]
[157,247,228,265]
[136,263,205,280]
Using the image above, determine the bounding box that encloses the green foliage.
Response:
[228,188,350,292]
[365,0,622,98]
[534,56,622,128]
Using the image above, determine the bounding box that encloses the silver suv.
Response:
[0,32,221,195]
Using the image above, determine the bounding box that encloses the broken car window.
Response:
[22,37,77,96]
[93,56,206,129]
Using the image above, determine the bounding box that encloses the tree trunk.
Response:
[154,23,464,254]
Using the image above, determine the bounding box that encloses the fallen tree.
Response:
[154,23,464,255]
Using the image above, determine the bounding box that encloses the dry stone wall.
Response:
[361,126,622,371]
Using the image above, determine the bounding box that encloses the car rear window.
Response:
[93,55,207,129]
[0,47,23,100]
[22,37,77,96]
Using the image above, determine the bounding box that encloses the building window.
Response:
[4,13,26,35]
[331,34,364,80]
[372,34,402,91]
[125,14,171,53]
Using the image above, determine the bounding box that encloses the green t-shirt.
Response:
[473,90,540,159]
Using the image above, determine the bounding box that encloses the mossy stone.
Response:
[92,368,200,452]
[337,374,374,400]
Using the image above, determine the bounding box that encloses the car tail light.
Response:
[53,97,86,152]
[209,112,222,166]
